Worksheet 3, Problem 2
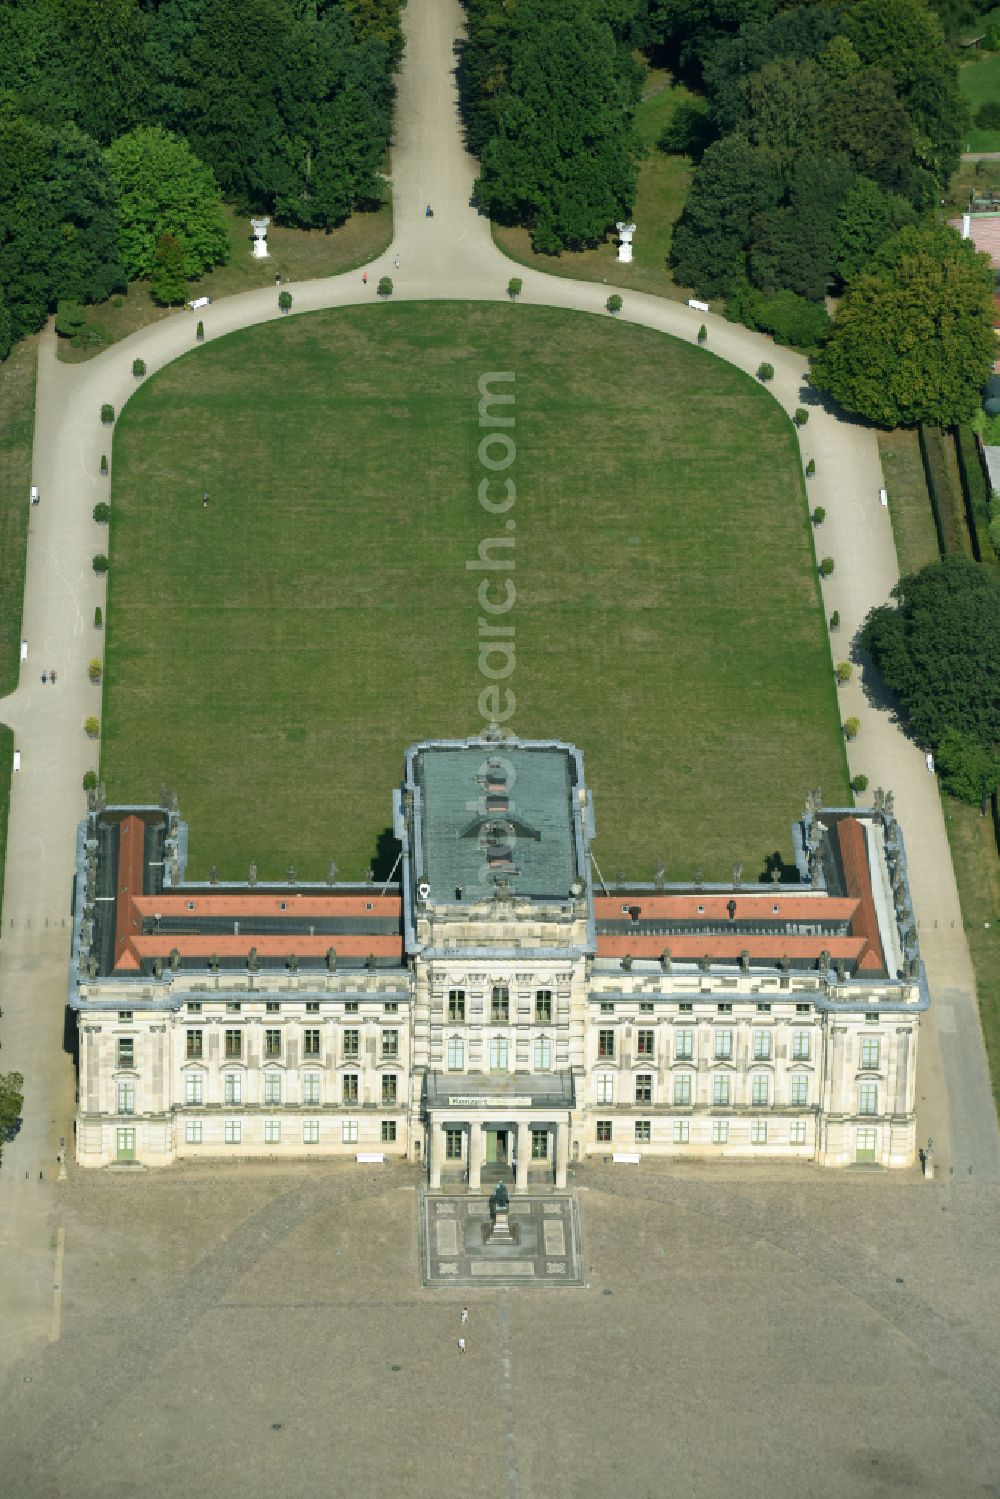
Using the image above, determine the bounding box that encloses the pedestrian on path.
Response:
[41,673,46,685]
[362,271,368,285]
[202,492,209,508]
[461,1307,469,1324]
[458,1337,466,1354]
[394,254,400,269]
[49,669,56,684]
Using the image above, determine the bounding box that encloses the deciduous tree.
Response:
[106,127,229,281]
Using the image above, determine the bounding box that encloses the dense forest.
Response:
[0,0,403,356]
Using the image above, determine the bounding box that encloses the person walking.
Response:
[49,669,56,684]
[461,1308,469,1325]
[458,1337,466,1354]
[394,254,400,269]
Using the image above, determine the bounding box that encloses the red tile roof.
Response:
[593,894,859,922]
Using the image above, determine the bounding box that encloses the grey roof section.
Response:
[984,446,1000,497]
[425,1071,576,1109]
[414,743,581,900]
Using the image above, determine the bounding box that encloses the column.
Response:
[554,1121,569,1189]
[428,1119,442,1189]
[515,1120,531,1190]
[468,1121,483,1190]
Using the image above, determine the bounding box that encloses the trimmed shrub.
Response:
[100,404,115,425]
[54,300,87,338]
[93,502,110,523]
[507,277,522,300]
[850,774,869,794]
[278,289,293,312]
[377,277,393,298]
[88,658,103,683]
[811,506,826,525]
[756,290,829,352]
[805,458,816,477]
[976,100,1000,130]
[818,556,835,576]
[82,770,98,792]
[843,716,860,740]
[756,362,774,382]
[100,454,108,476]
[196,320,205,340]
[94,606,103,629]
[794,408,809,426]
[92,553,109,574]
[132,358,146,378]
[606,294,623,315]
[835,661,853,684]
[84,717,101,739]
[829,609,840,631]
[697,324,707,345]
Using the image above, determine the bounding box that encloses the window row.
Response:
[445,1036,554,1071]
[445,988,553,1023]
[443,1127,552,1161]
[175,1071,402,1108]
[595,1028,813,1063]
[594,1072,811,1108]
[185,1000,398,1016]
[183,1119,398,1146]
[181,1027,400,1063]
[597,1119,807,1146]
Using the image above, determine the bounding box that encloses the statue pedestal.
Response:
[488,1207,515,1243]
[616,221,636,264]
[251,217,271,259]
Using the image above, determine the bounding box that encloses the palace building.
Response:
[69,737,928,1175]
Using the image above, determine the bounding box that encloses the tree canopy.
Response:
[107,127,229,281]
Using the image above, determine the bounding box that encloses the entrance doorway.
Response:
[116,1127,135,1162]
[485,1128,509,1165]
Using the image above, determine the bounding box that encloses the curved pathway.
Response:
[1,0,996,1371]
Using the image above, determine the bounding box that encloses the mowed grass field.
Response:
[102,303,849,880]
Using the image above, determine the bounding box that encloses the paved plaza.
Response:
[0,1157,998,1499]
[420,1191,585,1288]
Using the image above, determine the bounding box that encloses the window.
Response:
[384,1002,398,1014]
[674,1028,693,1061]
[855,1126,876,1162]
[717,1002,732,1014]
[345,1001,359,1014]
[342,1074,359,1104]
[265,1029,281,1059]
[117,1010,133,1022]
[381,1120,397,1143]
[796,1003,811,1015]
[635,1074,653,1104]
[224,1029,242,1060]
[303,1120,320,1144]
[792,1031,811,1062]
[447,1037,465,1070]
[264,1074,282,1105]
[635,1121,651,1144]
[673,1121,690,1144]
[302,1074,320,1105]
[678,1002,693,1014]
[490,985,509,1022]
[266,1002,280,1014]
[533,1037,551,1070]
[790,1076,808,1107]
[117,1037,134,1068]
[596,1120,612,1143]
[789,1121,807,1145]
[186,1030,203,1060]
[306,1002,320,1014]
[673,1074,692,1106]
[756,1002,771,1014]
[187,1002,203,1014]
[185,1120,202,1144]
[535,990,552,1022]
[752,1030,772,1061]
[600,1002,615,1015]
[712,1120,729,1144]
[117,1082,135,1115]
[596,1074,614,1105]
[448,989,465,1022]
[598,1029,615,1059]
[531,1129,549,1159]
[342,1120,358,1144]
[637,1029,655,1058]
[185,1073,203,1105]
[714,1029,733,1061]
[226,1002,242,1014]
[265,1120,281,1144]
[445,1128,463,1159]
[712,1074,731,1107]
[225,1120,241,1144]
[639,1002,654,1014]
[751,1120,767,1145]
[489,1037,509,1071]
[865,1012,879,1024]
[382,1029,399,1059]
[224,1074,243,1105]
[381,1074,398,1105]
[859,1082,878,1116]
[861,1037,881,1070]
[751,1074,769,1107]
[304,1028,321,1058]
[343,1029,359,1060]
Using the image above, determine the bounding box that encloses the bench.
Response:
[687,298,710,313]
[356,1152,385,1164]
[612,1152,642,1164]
[12,751,21,772]
[20,641,27,661]
[188,296,211,311]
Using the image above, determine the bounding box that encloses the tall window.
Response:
[224,1030,242,1060]
[861,1037,881,1070]
[859,1082,878,1116]
[342,1073,359,1104]
[265,1120,281,1144]
[596,1074,614,1105]
[491,985,509,1022]
[712,1074,731,1107]
[750,1120,767,1145]
[751,1074,769,1107]
[265,1029,282,1059]
[636,1029,655,1058]
[674,1029,693,1061]
[343,1029,359,1059]
[382,1120,397,1142]
[635,1121,651,1144]
[673,1121,690,1144]
[342,1120,358,1144]
[489,1036,509,1071]
[533,1037,551,1070]
[752,1030,772,1061]
[714,1029,733,1061]
[225,1119,241,1144]
[185,1120,202,1144]
[598,1029,615,1059]
[448,989,465,1022]
[264,1074,282,1105]
[224,1074,243,1106]
[304,1028,321,1058]
[596,1120,612,1143]
[303,1120,320,1144]
[445,1128,463,1159]
[186,1030,203,1059]
[789,1121,807,1145]
[185,1073,203,1105]
[792,1030,811,1061]
[381,1074,398,1105]
[117,1037,134,1068]
[790,1076,808,1107]
[531,1129,549,1160]
[302,1074,320,1105]
[673,1073,692,1106]
[447,1037,465,1070]
[535,990,552,1022]
[117,1082,134,1115]
[635,1074,653,1104]
[712,1120,729,1145]
[382,1030,399,1059]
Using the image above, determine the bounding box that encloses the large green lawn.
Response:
[102,303,849,880]
[960,51,1000,150]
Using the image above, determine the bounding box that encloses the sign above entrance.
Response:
[446,1096,533,1108]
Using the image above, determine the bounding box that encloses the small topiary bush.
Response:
[818,556,835,577]
[100,454,108,476]
[84,716,101,739]
[132,358,146,378]
[805,458,816,477]
[697,324,707,345]
[278,289,293,312]
[756,362,774,382]
[507,277,522,300]
[829,609,840,631]
[92,553,109,574]
[93,501,110,523]
[83,770,98,792]
[94,605,103,629]
[377,277,393,299]
[811,506,826,525]
[850,774,869,794]
[196,320,205,340]
[88,658,103,683]
[101,403,115,425]
[835,661,852,684]
[794,407,809,426]
[54,300,87,338]
[606,294,623,315]
[843,716,860,741]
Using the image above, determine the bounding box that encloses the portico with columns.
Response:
[424,1072,574,1190]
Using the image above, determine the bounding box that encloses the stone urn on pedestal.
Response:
[251,217,271,259]
[616,222,636,264]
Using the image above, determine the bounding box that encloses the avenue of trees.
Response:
[0,0,403,356]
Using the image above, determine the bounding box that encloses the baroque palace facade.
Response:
[70,737,928,1176]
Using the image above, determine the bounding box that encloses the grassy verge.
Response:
[877,430,940,577]
[58,201,393,364]
[102,303,847,882]
[492,74,695,301]
[0,337,38,698]
[959,52,1000,151]
[943,796,1000,1107]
